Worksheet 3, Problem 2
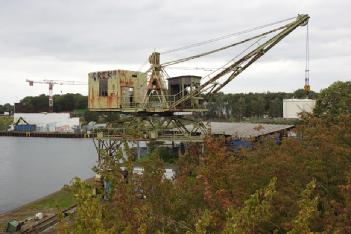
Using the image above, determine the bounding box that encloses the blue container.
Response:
[229,139,252,150]
[14,124,37,132]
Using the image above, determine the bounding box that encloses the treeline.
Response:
[204,89,318,120]
[17,93,87,113]
[0,103,13,114]
[15,93,116,123]
[10,81,350,121]
[14,89,318,118]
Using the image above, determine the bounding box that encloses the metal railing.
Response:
[119,95,178,109]
[94,126,206,142]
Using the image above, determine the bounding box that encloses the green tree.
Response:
[222,177,277,234]
[268,97,282,117]
[20,94,49,112]
[67,178,110,234]
[288,179,319,234]
[3,103,14,113]
[292,89,318,99]
[314,81,351,117]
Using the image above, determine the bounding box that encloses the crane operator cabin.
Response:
[88,52,203,114]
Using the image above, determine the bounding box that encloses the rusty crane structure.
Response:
[89,14,310,159]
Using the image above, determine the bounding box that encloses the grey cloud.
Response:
[0,0,349,63]
[0,0,350,104]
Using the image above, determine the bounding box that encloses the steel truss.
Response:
[93,115,208,163]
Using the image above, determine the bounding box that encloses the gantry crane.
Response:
[26,79,87,112]
[90,14,310,159]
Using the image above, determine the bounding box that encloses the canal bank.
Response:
[0,185,74,231]
[0,178,94,232]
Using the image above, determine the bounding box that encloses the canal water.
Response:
[0,137,97,213]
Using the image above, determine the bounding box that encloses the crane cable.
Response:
[202,37,265,82]
[160,23,292,68]
[161,16,295,55]
[166,67,223,71]
[304,24,310,93]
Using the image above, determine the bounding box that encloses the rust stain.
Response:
[107,95,114,108]
[89,86,94,108]
[89,69,146,110]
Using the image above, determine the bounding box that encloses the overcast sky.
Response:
[0,0,350,104]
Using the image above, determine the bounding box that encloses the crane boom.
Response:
[171,14,309,108]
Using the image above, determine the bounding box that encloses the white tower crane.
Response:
[25,79,87,112]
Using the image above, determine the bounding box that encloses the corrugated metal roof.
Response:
[210,122,294,138]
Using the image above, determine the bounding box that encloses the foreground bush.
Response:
[60,114,351,233]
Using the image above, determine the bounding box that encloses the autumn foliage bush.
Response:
[59,114,351,233]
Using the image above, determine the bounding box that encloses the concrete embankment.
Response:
[0,131,95,138]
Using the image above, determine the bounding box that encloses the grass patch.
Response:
[24,187,75,211]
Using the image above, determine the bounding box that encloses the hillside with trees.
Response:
[16,94,87,113]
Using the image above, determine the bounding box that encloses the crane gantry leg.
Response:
[92,115,208,167]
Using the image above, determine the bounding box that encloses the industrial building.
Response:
[283,99,316,119]
[12,113,80,133]
[209,122,294,149]
[210,122,294,139]
[88,70,147,111]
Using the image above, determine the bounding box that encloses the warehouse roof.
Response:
[209,122,294,138]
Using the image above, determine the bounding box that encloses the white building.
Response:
[13,113,80,132]
[283,99,316,119]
